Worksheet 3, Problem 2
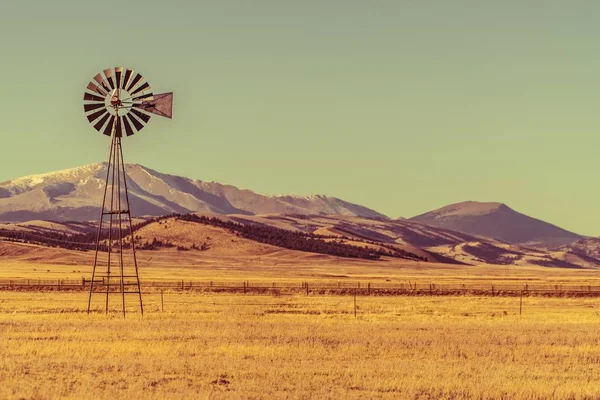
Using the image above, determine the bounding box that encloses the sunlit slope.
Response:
[134,218,280,256]
[227,214,597,268]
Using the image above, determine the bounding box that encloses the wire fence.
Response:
[2,278,600,297]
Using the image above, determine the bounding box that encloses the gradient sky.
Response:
[1,1,600,235]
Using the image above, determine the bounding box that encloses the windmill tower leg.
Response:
[117,137,144,315]
[105,132,117,313]
[87,117,117,314]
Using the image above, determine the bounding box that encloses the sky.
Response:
[1,1,600,235]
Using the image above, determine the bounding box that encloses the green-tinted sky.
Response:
[1,1,599,235]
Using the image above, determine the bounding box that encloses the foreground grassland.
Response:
[2,292,600,399]
[4,255,600,287]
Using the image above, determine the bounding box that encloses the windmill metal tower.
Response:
[82,67,173,316]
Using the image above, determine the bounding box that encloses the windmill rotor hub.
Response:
[107,88,133,116]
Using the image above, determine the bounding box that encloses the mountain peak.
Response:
[3,163,105,188]
[274,194,329,200]
[426,201,509,218]
[410,201,581,246]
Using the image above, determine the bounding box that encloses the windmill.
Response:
[83,67,173,316]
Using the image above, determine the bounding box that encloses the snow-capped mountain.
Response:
[0,163,388,222]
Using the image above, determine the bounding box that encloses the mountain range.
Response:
[0,164,593,256]
[0,163,386,222]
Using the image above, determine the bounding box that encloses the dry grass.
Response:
[3,244,600,398]
[2,291,600,399]
[134,218,280,256]
[3,251,600,288]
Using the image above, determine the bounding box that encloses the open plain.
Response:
[3,247,600,399]
[3,290,600,399]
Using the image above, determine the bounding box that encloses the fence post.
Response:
[243,281,247,294]
[81,277,85,290]
[519,291,523,316]
[58,279,61,290]
[368,282,371,295]
[181,280,184,290]
[429,283,432,295]
[354,292,357,318]
[491,285,494,296]
[161,290,164,312]
[306,283,309,296]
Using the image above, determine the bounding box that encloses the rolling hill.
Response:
[0,213,597,268]
[228,214,591,268]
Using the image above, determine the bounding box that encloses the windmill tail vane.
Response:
[82,66,173,316]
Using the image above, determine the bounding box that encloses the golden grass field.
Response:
[4,239,600,399]
[4,238,600,287]
[3,290,600,399]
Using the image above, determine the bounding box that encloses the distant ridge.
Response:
[2,213,594,268]
[0,163,388,222]
[410,201,583,246]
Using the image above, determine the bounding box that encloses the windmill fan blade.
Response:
[93,73,111,93]
[86,108,108,123]
[103,68,115,90]
[130,108,151,123]
[127,74,143,92]
[122,116,135,136]
[137,92,173,119]
[93,112,111,132]
[87,82,107,96]
[84,92,105,102]
[123,69,134,90]
[115,67,123,89]
[132,92,153,102]
[126,113,145,131]
[103,115,116,136]
[84,103,105,112]
[130,82,150,96]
